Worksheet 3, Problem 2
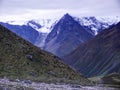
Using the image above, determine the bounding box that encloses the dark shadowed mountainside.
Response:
[64,22,120,77]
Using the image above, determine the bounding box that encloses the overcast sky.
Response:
[0,0,120,21]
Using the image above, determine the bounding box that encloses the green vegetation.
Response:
[0,25,90,85]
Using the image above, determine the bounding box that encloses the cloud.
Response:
[0,9,67,22]
[0,0,120,16]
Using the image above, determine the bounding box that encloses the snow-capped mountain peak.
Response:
[2,14,120,35]
[26,19,51,33]
[74,16,120,35]
[25,19,58,33]
[97,16,120,25]
[5,19,58,33]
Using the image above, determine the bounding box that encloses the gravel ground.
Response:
[0,78,119,90]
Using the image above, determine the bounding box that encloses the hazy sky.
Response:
[0,0,120,21]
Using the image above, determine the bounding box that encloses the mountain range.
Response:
[63,22,120,77]
[0,14,120,57]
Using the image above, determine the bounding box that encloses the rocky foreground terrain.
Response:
[0,78,119,90]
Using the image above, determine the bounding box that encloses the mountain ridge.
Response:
[44,13,93,57]
[0,14,120,57]
[1,14,120,35]
[63,22,120,77]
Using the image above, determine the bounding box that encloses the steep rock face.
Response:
[44,14,93,57]
[0,24,90,84]
[27,20,42,29]
[0,22,39,44]
[64,22,120,77]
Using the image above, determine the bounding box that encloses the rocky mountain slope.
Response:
[44,14,93,57]
[63,22,120,77]
[0,24,90,85]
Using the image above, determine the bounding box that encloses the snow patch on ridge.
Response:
[74,16,120,35]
